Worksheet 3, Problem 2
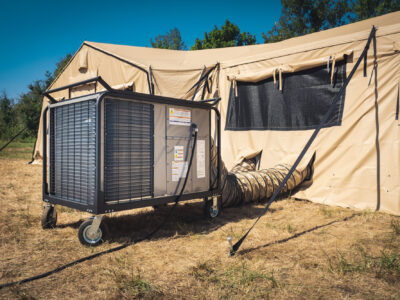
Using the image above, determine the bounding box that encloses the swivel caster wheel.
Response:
[41,204,57,229]
[204,196,221,219]
[78,217,108,246]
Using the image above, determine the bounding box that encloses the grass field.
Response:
[0,154,399,299]
[0,140,34,160]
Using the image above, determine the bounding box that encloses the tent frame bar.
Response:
[83,43,152,94]
[43,76,116,103]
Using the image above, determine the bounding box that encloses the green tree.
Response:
[17,80,48,137]
[263,0,351,43]
[191,20,256,50]
[150,28,187,50]
[263,0,400,43]
[351,0,400,21]
[0,92,16,139]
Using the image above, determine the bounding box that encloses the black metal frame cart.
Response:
[41,77,221,246]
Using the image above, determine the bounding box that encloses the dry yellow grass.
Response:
[0,157,399,299]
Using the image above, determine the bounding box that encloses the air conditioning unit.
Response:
[41,77,221,245]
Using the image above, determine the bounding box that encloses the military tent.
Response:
[35,12,400,215]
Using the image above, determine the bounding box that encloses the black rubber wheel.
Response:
[204,197,221,219]
[78,219,108,246]
[41,205,57,229]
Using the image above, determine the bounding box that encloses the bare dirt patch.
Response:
[0,158,399,299]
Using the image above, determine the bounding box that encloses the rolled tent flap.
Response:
[227,64,294,83]
[78,47,89,72]
[226,50,353,83]
[111,82,135,91]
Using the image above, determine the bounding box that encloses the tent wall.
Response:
[34,12,400,215]
[151,66,218,99]
[217,31,400,215]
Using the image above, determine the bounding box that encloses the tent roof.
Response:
[84,11,400,71]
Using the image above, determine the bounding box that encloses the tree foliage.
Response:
[150,28,187,50]
[351,0,400,21]
[0,92,17,139]
[263,0,400,43]
[263,0,351,43]
[191,20,256,50]
[17,79,48,137]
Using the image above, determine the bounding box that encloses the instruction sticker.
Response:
[174,145,184,161]
[169,107,191,126]
[172,161,188,182]
[197,140,206,178]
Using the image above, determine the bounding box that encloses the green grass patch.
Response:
[109,256,163,298]
[112,268,162,299]
[0,140,34,160]
[190,260,280,298]
[326,245,400,282]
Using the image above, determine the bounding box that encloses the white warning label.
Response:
[172,161,188,182]
[197,140,206,178]
[174,145,184,161]
[169,107,191,126]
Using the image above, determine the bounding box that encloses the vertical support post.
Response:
[95,95,105,214]
[42,106,49,198]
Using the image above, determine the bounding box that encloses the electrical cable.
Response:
[0,114,40,167]
[0,127,28,152]
[0,123,198,290]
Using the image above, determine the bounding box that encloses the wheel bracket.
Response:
[212,196,219,211]
[87,215,103,239]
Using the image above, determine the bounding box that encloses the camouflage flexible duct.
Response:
[210,140,313,208]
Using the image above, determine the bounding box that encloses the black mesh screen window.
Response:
[225,59,347,131]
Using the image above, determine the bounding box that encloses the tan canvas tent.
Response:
[35,12,400,215]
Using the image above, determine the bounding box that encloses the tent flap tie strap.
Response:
[330,55,336,86]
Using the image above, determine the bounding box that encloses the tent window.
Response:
[225,59,347,131]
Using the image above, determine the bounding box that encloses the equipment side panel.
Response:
[165,106,210,196]
[191,108,210,193]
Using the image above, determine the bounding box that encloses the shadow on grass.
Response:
[55,200,272,243]
[237,213,359,256]
[106,201,272,243]
[55,220,82,229]
[53,195,356,250]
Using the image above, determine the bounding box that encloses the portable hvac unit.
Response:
[41,77,221,246]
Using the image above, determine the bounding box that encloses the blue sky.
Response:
[0,0,281,99]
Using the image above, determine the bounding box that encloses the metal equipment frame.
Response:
[42,77,221,215]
